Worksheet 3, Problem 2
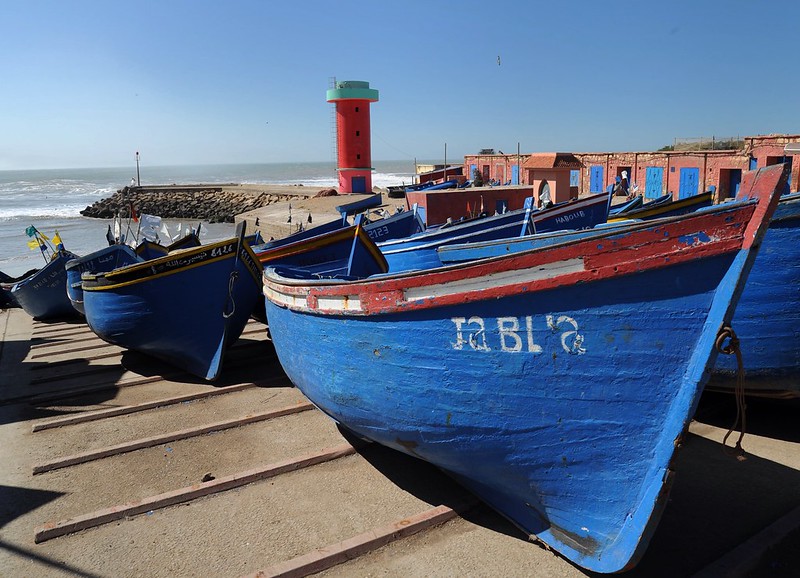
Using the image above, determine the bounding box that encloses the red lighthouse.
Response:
[326,80,379,194]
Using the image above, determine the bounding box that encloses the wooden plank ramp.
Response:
[3,307,799,578]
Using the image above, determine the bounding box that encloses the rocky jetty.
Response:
[80,184,313,223]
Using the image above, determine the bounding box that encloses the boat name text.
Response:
[450,315,586,355]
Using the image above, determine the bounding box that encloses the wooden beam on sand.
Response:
[242,502,477,578]
[32,401,314,474]
[34,444,356,543]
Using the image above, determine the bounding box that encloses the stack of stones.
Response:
[80,186,300,223]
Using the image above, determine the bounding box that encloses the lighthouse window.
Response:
[357,154,361,160]
[355,106,359,112]
[356,131,360,137]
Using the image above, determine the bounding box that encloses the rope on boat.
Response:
[223,270,239,319]
[715,325,747,460]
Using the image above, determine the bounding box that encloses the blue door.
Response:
[749,157,758,170]
[470,164,477,181]
[678,168,699,199]
[729,169,742,198]
[351,176,367,193]
[590,166,604,193]
[644,167,664,199]
[511,165,519,185]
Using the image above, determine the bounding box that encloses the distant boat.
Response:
[708,190,800,397]
[378,191,611,272]
[261,165,786,574]
[335,193,383,217]
[10,251,79,320]
[608,195,643,215]
[608,190,713,222]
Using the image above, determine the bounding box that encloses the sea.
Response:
[0,160,418,277]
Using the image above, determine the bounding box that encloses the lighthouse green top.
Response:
[326,80,379,102]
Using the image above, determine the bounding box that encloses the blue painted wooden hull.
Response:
[10,251,79,319]
[335,193,382,216]
[609,191,712,222]
[608,195,643,215]
[711,192,800,394]
[83,238,263,381]
[261,165,787,573]
[65,245,142,315]
[363,208,425,244]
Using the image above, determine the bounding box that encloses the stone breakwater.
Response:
[80,184,316,223]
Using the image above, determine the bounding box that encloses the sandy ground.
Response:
[1,306,799,577]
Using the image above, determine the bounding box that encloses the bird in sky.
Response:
[497,55,501,66]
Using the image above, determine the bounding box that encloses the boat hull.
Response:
[83,239,262,381]
[11,251,79,320]
[65,245,141,315]
[710,192,800,395]
[261,165,787,573]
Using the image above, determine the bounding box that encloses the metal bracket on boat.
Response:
[714,325,747,460]
[223,270,239,319]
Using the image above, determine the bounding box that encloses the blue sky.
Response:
[2,0,798,170]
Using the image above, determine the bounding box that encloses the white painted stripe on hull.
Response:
[402,257,586,303]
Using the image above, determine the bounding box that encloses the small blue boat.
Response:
[335,193,382,216]
[608,195,643,215]
[65,245,142,315]
[362,205,425,243]
[261,165,786,573]
[608,190,713,222]
[379,191,611,272]
[10,251,79,320]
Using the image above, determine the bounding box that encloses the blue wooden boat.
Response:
[261,164,787,573]
[10,251,80,320]
[608,195,643,215]
[708,190,800,397]
[362,205,425,243]
[65,245,142,315]
[420,179,458,191]
[379,191,611,272]
[335,193,382,216]
[83,221,386,381]
[608,190,712,222]
[82,230,264,381]
[640,192,672,209]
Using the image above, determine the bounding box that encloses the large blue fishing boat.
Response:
[261,164,786,573]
